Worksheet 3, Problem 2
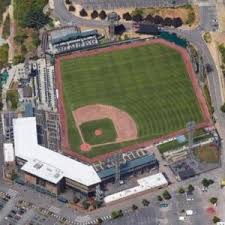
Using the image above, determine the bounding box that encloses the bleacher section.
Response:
[44,26,101,55]
[93,147,158,183]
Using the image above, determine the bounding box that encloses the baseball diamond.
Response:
[55,39,211,160]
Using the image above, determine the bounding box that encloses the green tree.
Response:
[221,103,225,113]
[132,204,138,211]
[209,197,218,205]
[163,190,171,200]
[212,216,220,224]
[82,200,90,209]
[178,187,185,194]
[142,199,150,206]
[187,184,195,193]
[97,218,103,224]
[23,9,49,29]
[157,195,163,201]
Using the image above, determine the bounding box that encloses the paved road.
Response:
[53,0,109,27]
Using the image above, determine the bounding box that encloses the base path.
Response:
[55,38,212,163]
[73,104,138,142]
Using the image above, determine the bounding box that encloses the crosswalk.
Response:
[49,206,61,214]
[7,189,18,198]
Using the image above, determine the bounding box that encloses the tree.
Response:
[14,33,28,45]
[97,218,103,224]
[162,190,171,200]
[212,216,220,224]
[73,196,80,203]
[153,15,164,25]
[202,178,210,188]
[178,187,185,194]
[123,12,132,21]
[21,45,27,55]
[99,10,107,20]
[163,17,173,27]
[142,199,150,206]
[187,184,195,193]
[65,0,71,4]
[80,8,88,17]
[172,17,183,28]
[209,197,218,205]
[132,204,138,210]
[221,103,225,112]
[91,10,98,19]
[69,5,75,12]
[82,200,90,209]
[132,14,143,22]
[157,195,163,201]
[145,14,154,23]
[23,9,49,30]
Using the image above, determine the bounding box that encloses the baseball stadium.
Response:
[55,39,211,161]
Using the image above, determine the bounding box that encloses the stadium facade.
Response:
[11,117,158,197]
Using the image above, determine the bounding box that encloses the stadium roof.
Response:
[104,173,168,203]
[98,154,157,179]
[13,117,101,186]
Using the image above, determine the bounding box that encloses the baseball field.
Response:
[58,41,205,158]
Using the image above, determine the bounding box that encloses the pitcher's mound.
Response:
[80,143,91,152]
[95,129,103,136]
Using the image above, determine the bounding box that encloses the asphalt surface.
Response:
[71,0,190,10]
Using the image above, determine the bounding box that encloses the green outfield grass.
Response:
[80,118,117,145]
[60,43,203,157]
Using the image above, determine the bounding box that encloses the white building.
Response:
[13,117,101,195]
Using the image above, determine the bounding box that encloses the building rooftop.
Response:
[3,143,15,162]
[13,117,101,186]
[21,159,64,184]
[104,173,168,204]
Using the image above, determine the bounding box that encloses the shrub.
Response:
[99,10,107,20]
[132,204,138,210]
[69,5,75,12]
[91,10,98,19]
[65,0,71,4]
[80,8,88,17]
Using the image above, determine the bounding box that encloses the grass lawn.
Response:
[80,118,117,145]
[60,43,203,157]
[158,140,187,154]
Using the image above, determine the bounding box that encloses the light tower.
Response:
[186,121,195,154]
[114,151,122,186]
[108,12,119,41]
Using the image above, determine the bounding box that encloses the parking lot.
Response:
[73,0,190,10]
[199,4,219,31]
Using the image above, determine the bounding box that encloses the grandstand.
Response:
[43,26,101,55]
